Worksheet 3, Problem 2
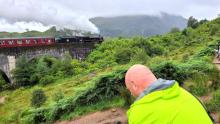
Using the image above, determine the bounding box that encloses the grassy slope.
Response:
[0,18,220,123]
[0,66,128,123]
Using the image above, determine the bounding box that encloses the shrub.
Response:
[119,87,134,107]
[49,100,76,121]
[71,59,87,75]
[52,90,64,102]
[0,74,7,91]
[188,71,209,96]
[195,45,216,57]
[60,53,74,76]
[76,69,126,105]
[170,27,180,33]
[130,48,150,64]
[181,59,214,74]
[22,68,128,123]
[151,61,187,85]
[115,48,132,64]
[131,37,164,56]
[208,68,220,90]
[182,53,190,62]
[213,90,220,103]
[31,89,47,108]
[210,24,219,35]
[205,102,218,113]
[189,85,207,96]
[39,75,55,85]
[21,108,48,124]
[64,68,127,120]
[182,29,188,36]
[206,90,220,112]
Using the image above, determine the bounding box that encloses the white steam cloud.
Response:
[0,0,99,33]
[0,19,52,32]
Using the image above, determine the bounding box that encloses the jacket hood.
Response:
[132,80,180,106]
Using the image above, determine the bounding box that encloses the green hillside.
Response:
[0,26,97,38]
[90,13,187,37]
[1,17,220,124]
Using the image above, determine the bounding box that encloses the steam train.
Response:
[0,36,104,48]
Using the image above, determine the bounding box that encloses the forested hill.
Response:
[90,13,187,37]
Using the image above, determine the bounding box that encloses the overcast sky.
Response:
[0,0,219,32]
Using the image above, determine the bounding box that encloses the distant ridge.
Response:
[90,13,187,37]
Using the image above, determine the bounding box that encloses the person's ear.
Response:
[131,81,138,91]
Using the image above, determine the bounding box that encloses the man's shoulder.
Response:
[127,104,155,124]
[135,82,181,104]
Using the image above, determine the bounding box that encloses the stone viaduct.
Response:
[0,41,101,83]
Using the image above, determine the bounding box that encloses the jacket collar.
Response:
[135,78,176,101]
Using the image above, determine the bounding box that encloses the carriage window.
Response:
[42,38,46,43]
[0,40,6,45]
[17,40,22,44]
[33,39,37,44]
[26,39,30,44]
[8,40,14,45]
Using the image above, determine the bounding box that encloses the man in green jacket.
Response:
[125,64,213,124]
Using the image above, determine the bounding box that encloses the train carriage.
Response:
[0,37,55,48]
[0,36,103,48]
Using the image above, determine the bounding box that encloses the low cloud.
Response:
[0,0,99,33]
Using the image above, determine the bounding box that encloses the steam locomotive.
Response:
[0,36,103,48]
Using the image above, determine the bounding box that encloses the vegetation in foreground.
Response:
[0,17,220,123]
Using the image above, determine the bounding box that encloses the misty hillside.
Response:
[90,13,187,37]
[0,27,97,38]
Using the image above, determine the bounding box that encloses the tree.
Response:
[31,56,52,84]
[187,16,199,29]
[12,56,35,87]
[199,19,208,25]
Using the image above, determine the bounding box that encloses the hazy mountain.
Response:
[90,13,187,37]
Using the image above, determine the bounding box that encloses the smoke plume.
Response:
[0,0,99,33]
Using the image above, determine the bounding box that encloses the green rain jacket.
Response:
[127,79,213,124]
